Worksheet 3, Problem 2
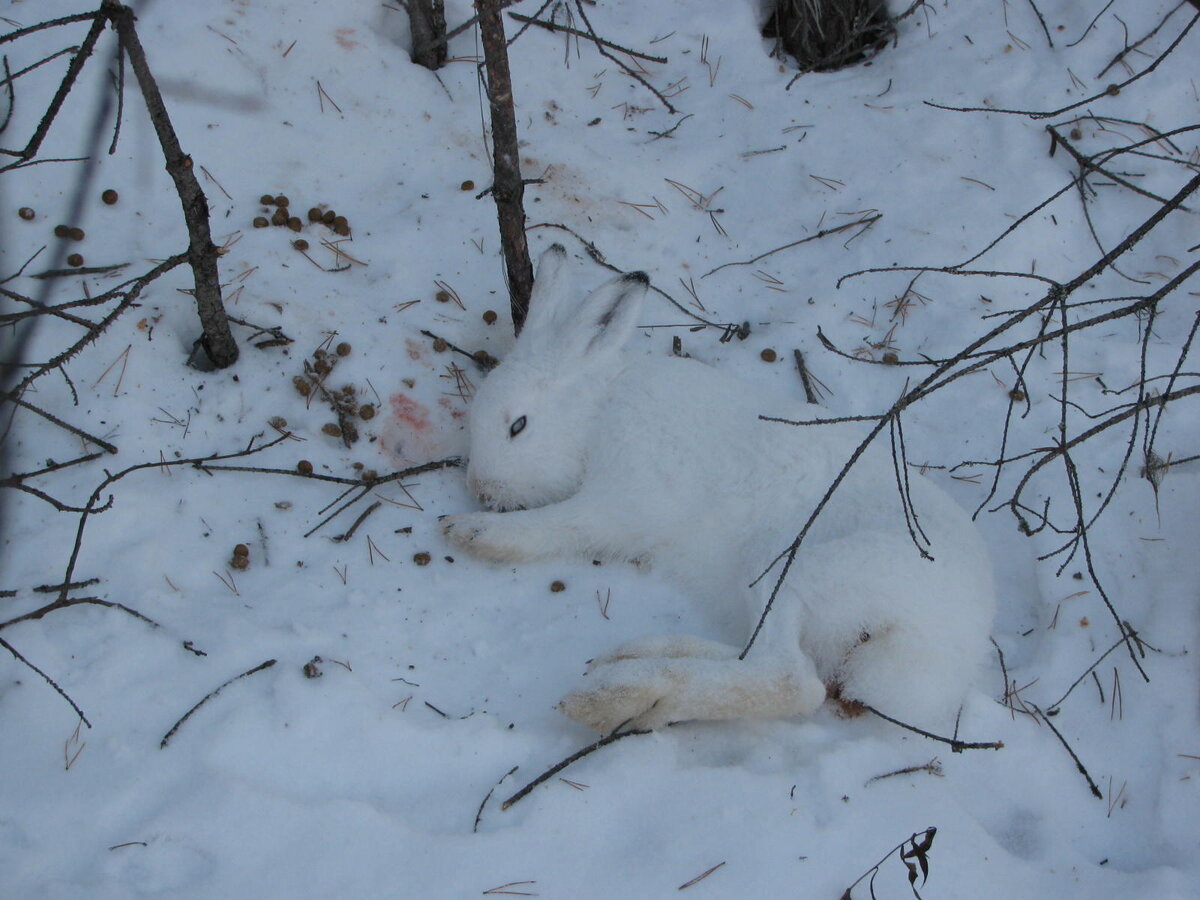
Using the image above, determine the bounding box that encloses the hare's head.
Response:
[465,244,647,511]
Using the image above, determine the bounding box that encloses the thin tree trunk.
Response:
[408,0,448,70]
[477,0,533,333]
[104,0,238,369]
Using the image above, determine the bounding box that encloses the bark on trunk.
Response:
[408,0,448,70]
[477,0,534,334]
[105,0,239,369]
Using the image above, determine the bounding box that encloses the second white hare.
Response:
[443,245,994,734]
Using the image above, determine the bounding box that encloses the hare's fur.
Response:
[443,245,994,733]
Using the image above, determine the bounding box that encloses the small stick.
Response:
[335,500,380,543]
[474,765,519,832]
[1032,704,1103,798]
[31,263,130,279]
[0,635,91,727]
[160,659,276,749]
[419,329,484,366]
[502,727,650,810]
[678,861,725,890]
[304,484,371,538]
[32,577,100,594]
[702,214,881,278]
[865,757,942,785]
[1045,634,1126,711]
[0,595,160,632]
[482,882,537,897]
[793,350,818,404]
[648,113,693,141]
[508,12,667,63]
[1,391,118,454]
[860,703,1003,753]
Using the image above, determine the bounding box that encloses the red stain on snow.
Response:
[390,393,432,432]
[405,338,424,361]
[334,28,362,51]
[379,391,466,467]
[438,396,467,420]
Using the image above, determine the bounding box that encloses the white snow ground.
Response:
[1,0,1198,896]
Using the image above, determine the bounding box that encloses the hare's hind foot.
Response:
[559,652,826,733]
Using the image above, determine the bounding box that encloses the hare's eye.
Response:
[509,415,527,438]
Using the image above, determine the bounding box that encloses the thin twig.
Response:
[502,727,650,810]
[860,704,1003,753]
[1032,704,1103,798]
[508,12,667,63]
[474,765,519,832]
[0,635,91,727]
[702,214,881,278]
[160,659,277,748]
[926,11,1199,120]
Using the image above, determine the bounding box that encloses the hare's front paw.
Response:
[441,512,529,563]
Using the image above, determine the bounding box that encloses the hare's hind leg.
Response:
[826,613,989,729]
[558,644,826,733]
[587,634,740,668]
[794,531,994,731]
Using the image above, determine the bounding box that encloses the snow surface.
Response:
[1,0,1198,896]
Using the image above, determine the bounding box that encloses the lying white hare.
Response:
[443,245,994,734]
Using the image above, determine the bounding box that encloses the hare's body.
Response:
[444,246,994,733]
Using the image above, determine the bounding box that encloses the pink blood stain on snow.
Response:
[438,396,466,420]
[380,391,466,466]
[391,393,431,433]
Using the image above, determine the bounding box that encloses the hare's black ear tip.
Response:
[624,271,650,286]
[547,243,566,254]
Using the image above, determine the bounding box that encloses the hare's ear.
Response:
[560,271,648,362]
[516,244,574,350]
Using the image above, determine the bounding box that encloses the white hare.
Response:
[443,244,994,734]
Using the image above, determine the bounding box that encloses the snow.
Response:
[2,0,1198,897]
